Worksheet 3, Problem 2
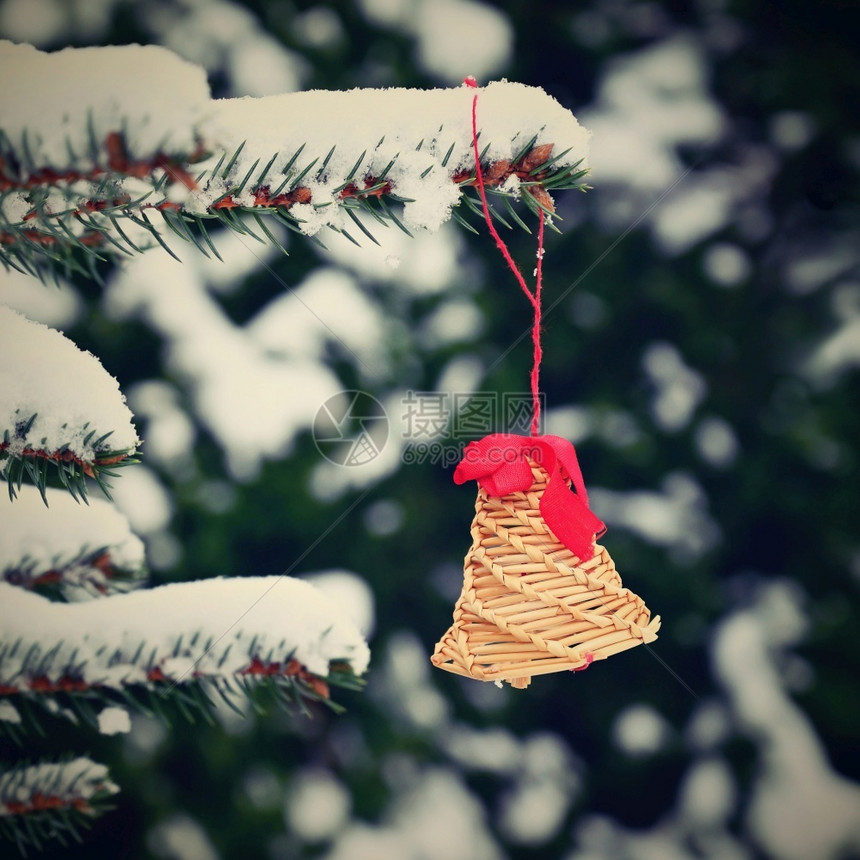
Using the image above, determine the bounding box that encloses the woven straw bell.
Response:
[431,435,660,689]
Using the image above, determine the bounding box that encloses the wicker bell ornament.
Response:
[431,434,660,689]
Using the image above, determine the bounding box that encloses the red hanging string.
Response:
[464,77,545,436]
[533,213,544,436]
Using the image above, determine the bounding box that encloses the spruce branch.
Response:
[1,486,147,601]
[1,545,142,602]
[0,307,140,504]
[0,43,591,276]
[1,659,361,740]
[0,576,369,737]
[0,757,119,855]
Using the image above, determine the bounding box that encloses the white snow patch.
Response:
[684,700,732,752]
[321,767,502,860]
[782,241,858,296]
[0,191,30,223]
[416,0,512,82]
[567,811,747,860]
[694,416,739,468]
[0,758,119,815]
[804,282,860,387]
[677,757,737,829]
[702,242,751,287]
[612,703,672,756]
[713,583,860,860]
[0,575,369,688]
[769,110,817,152]
[241,766,282,810]
[148,813,218,860]
[199,79,589,236]
[358,0,410,26]
[361,0,512,82]
[435,354,486,405]
[0,41,209,166]
[105,243,345,480]
[300,569,376,639]
[0,700,21,724]
[642,341,706,432]
[498,733,581,845]
[594,408,643,449]
[391,768,502,859]
[320,221,464,295]
[293,7,344,49]
[363,498,405,537]
[248,268,387,375]
[375,631,449,731]
[652,148,777,256]
[590,472,720,561]
[0,269,83,328]
[285,767,351,843]
[98,706,131,735]
[582,35,724,192]
[652,177,736,256]
[417,298,485,348]
[0,0,66,46]
[139,0,307,97]
[0,305,139,459]
[124,714,168,764]
[108,465,173,536]
[442,725,523,775]
[545,405,593,444]
[0,485,145,599]
[499,173,522,197]
[127,381,196,467]
[807,315,860,381]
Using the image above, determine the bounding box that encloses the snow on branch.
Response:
[0,485,146,600]
[0,41,590,273]
[0,42,207,167]
[0,575,369,723]
[196,79,590,236]
[0,305,139,502]
[0,757,119,851]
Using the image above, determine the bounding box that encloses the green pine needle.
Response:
[220,140,246,180]
[0,131,588,279]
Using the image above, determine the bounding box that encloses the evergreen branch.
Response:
[0,485,147,602]
[0,757,119,855]
[1,42,591,273]
[0,445,138,505]
[1,548,146,603]
[0,307,140,504]
[0,577,369,737]
[1,144,583,268]
[0,658,364,740]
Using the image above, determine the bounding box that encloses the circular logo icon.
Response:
[313,390,389,466]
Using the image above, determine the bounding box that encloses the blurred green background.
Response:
[1,0,859,858]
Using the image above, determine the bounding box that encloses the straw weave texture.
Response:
[432,460,660,688]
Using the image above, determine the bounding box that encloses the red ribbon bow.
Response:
[453,433,606,561]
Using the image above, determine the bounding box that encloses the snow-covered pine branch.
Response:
[0,485,146,600]
[0,305,139,502]
[0,41,590,275]
[0,575,369,729]
[0,757,119,852]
